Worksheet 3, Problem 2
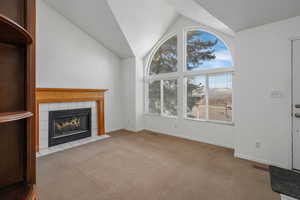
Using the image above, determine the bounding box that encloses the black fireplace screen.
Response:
[49,108,91,147]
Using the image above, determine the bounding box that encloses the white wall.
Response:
[235,16,300,168]
[143,16,236,149]
[36,0,124,132]
[121,57,136,131]
[135,57,145,131]
[121,57,144,132]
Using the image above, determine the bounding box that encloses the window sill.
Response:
[144,114,234,126]
[184,117,235,126]
[144,113,178,119]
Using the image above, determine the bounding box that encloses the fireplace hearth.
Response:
[49,108,91,147]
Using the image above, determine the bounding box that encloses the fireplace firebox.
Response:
[49,108,91,147]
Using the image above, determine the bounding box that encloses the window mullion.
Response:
[205,74,209,120]
[182,76,186,119]
[178,29,185,120]
[145,80,149,113]
[160,80,164,115]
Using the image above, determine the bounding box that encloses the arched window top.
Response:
[186,30,233,71]
[149,35,177,75]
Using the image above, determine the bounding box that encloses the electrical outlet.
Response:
[255,142,261,149]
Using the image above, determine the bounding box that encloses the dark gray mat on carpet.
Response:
[270,166,300,199]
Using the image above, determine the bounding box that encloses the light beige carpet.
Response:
[37,130,279,200]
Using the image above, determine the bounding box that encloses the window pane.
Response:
[186,76,206,119]
[187,30,233,71]
[149,80,161,114]
[208,73,232,121]
[163,79,177,116]
[149,35,177,75]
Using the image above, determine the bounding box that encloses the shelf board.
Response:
[0,14,33,45]
[0,111,33,123]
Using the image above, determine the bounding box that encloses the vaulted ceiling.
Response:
[107,0,178,58]
[44,0,178,58]
[43,0,300,58]
[166,0,234,36]
[44,0,135,58]
[194,0,300,31]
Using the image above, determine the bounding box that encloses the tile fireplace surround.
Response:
[36,88,109,157]
[37,102,109,157]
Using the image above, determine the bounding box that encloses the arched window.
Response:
[148,35,178,116]
[149,35,178,75]
[146,29,234,123]
[186,30,233,71]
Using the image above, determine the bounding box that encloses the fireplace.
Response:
[48,108,91,147]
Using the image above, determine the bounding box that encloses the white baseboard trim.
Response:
[106,127,126,133]
[122,128,143,133]
[234,152,274,166]
[145,128,234,149]
[281,194,298,200]
[234,153,291,169]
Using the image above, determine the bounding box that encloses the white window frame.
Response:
[145,33,179,118]
[145,27,234,125]
[183,71,234,125]
[147,77,179,118]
